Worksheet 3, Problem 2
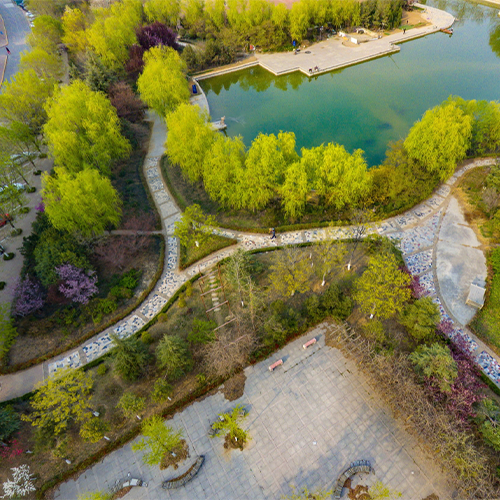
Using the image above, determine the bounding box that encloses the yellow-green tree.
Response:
[316,143,371,210]
[138,46,190,117]
[87,0,143,71]
[42,168,122,238]
[144,0,180,26]
[269,246,313,297]
[203,134,246,208]
[404,101,473,181]
[19,47,63,80]
[27,15,63,53]
[44,80,130,175]
[354,252,411,319]
[61,6,90,54]
[314,230,347,286]
[166,102,215,181]
[281,161,309,219]
[21,367,94,436]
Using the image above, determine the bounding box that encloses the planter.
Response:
[11,228,22,236]
[3,252,15,261]
[20,207,30,214]
[0,282,6,290]
[27,187,36,193]
[33,170,42,176]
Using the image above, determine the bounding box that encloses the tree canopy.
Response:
[44,80,130,175]
[137,46,190,117]
[42,168,122,238]
[400,296,440,341]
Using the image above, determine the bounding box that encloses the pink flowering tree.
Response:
[56,264,98,305]
[12,277,45,317]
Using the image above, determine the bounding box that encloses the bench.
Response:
[303,338,317,349]
[334,460,374,498]
[269,359,283,371]
[162,456,205,490]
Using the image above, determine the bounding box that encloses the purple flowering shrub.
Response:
[13,276,45,317]
[56,264,98,305]
[137,22,178,51]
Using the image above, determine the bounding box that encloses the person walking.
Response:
[270,228,276,240]
[5,47,10,55]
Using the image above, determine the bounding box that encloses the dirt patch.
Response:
[223,433,245,451]
[160,439,190,470]
[112,486,132,499]
[221,371,246,401]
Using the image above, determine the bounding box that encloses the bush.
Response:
[33,169,42,175]
[27,187,36,193]
[0,281,5,290]
[12,276,45,317]
[362,319,386,342]
[89,298,117,324]
[79,418,110,443]
[10,228,22,236]
[117,392,146,419]
[96,363,108,376]
[111,333,150,382]
[151,379,173,403]
[156,334,193,381]
[400,297,440,342]
[141,331,153,344]
[3,252,15,260]
[19,207,30,214]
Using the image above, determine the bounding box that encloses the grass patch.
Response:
[179,234,237,270]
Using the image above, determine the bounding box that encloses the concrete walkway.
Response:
[0,109,498,401]
[55,323,454,500]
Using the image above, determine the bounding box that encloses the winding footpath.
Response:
[0,109,498,402]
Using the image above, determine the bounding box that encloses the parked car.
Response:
[0,214,12,228]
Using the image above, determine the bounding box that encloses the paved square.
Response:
[56,323,453,500]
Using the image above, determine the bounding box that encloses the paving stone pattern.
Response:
[55,325,454,500]
[42,121,500,389]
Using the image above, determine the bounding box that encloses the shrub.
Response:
[0,305,17,364]
[141,331,153,344]
[400,297,441,341]
[151,379,173,403]
[156,334,193,381]
[89,298,117,324]
[96,363,108,376]
[111,333,150,382]
[321,283,353,320]
[56,264,98,305]
[79,418,110,443]
[0,405,20,443]
[3,252,15,261]
[11,228,22,236]
[117,392,146,419]
[362,319,386,342]
[187,319,216,344]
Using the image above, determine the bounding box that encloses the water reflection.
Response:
[490,24,500,58]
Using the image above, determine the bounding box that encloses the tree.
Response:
[0,406,20,445]
[83,52,117,94]
[61,6,90,54]
[409,343,458,393]
[0,69,56,141]
[43,80,130,175]
[137,46,190,117]
[19,47,63,80]
[203,134,246,207]
[109,82,145,123]
[316,143,371,210]
[400,296,440,341]
[223,249,253,306]
[111,333,149,382]
[0,122,41,170]
[131,416,183,467]
[137,22,179,51]
[79,418,110,443]
[1,465,36,499]
[281,161,309,219]
[144,0,181,26]
[27,15,63,53]
[42,168,121,238]
[151,379,173,403]
[0,182,28,231]
[174,204,216,249]
[21,368,94,435]
[210,404,249,447]
[155,334,193,381]
[347,208,373,270]
[477,399,500,451]
[354,252,411,319]
[269,246,313,297]
[404,101,473,181]
[87,0,143,71]
[56,264,98,304]
[188,319,216,344]
[166,103,216,182]
[12,276,45,317]
[117,392,146,418]
[314,229,347,286]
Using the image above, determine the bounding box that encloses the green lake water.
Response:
[200,0,500,166]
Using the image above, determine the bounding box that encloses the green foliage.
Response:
[167,102,216,183]
[141,331,154,345]
[111,333,150,382]
[89,297,117,324]
[0,304,18,365]
[96,363,108,377]
[43,80,131,175]
[61,7,90,53]
[314,232,347,285]
[210,404,249,445]
[144,0,180,26]
[354,252,411,319]
[156,334,193,381]
[21,367,94,435]
[27,15,63,52]
[404,101,473,181]
[281,485,333,500]
[77,491,112,500]
[87,0,143,71]
[362,318,386,342]
[137,46,190,117]
[281,161,309,219]
[20,47,63,80]
[84,52,117,94]
[320,282,353,320]
[151,379,173,403]
[79,418,110,443]
[477,399,500,451]
[174,204,216,249]
[188,318,216,344]
[409,343,458,393]
[0,405,20,443]
[42,168,122,238]
[400,297,440,341]
[117,391,146,418]
[131,415,183,467]
[269,246,313,297]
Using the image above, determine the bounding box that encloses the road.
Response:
[0,0,29,83]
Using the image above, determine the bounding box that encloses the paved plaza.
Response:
[55,323,453,500]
